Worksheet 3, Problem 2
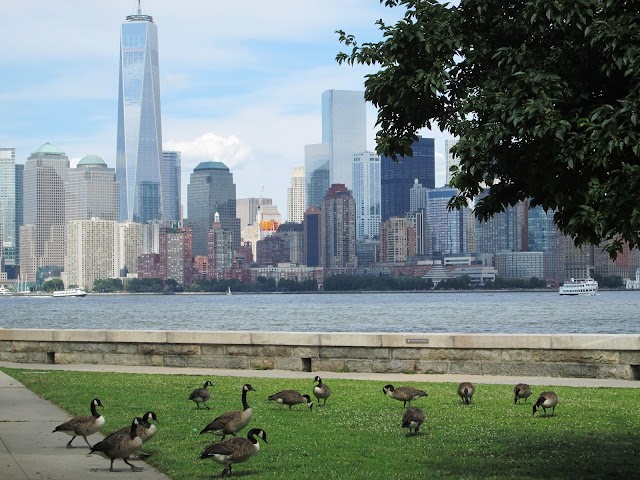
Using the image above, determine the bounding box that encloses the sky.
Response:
[1,0,451,219]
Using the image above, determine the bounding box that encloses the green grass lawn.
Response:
[2,368,638,479]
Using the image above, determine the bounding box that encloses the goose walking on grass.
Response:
[401,407,425,436]
[457,382,475,405]
[533,391,559,417]
[268,390,314,411]
[382,384,428,408]
[313,376,331,406]
[112,411,158,458]
[199,428,268,478]
[88,417,144,472]
[514,383,533,404]
[189,380,213,410]
[52,398,105,448]
[201,384,256,439]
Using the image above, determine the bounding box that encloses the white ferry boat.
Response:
[53,288,87,298]
[0,285,14,296]
[558,277,598,296]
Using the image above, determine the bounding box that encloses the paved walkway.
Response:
[1,362,638,480]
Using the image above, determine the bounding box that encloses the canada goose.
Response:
[268,390,313,411]
[514,383,533,405]
[382,384,428,408]
[189,380,213,410]
[457,382,475,405]
[52,398,105,448]
[533,391,559,417]
[200,384,256,439]
[313,376,331,406]
[199,428,268,478]
[88,417,144,472]
[112,411,158,443]
[401,407,425,436]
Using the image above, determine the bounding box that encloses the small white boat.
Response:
[53,288,87,298]
[559,277,598,296]
[0,285,14,296]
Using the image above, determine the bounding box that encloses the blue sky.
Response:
[1,0,450,218]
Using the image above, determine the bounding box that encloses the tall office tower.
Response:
[116,5,164,223]
[320,184,357,269]
[162,151,181,221]
[409,179,428,211]
[14,163,24,269]
[159,226,192,285]
[352,152,381,241]
[0,148,16,266]
[207,212,234,274]
[322,90,367,189]
[142,219,171,254]
[186,162,241,256]
[528,205,562,283]
[65,219,119,290]
[405,210,427,256]
[425,187,468,256]
[445,138,459,186]
[66,155,119,222]
[474,190,528,254]
[23,143,69,278]
[287,166,305,223]
[303,206,321,267]
[379,217,415,263]
[18,225,36,282]
[236,197,273,228]
[381,136,435,221]
[274,223,304,264]
[305,143,330,208]
[119,221,143,276]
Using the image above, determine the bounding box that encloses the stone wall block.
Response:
[26,352,50,363]
[532,350,618,365]
[116,344,139,354]
[449,361,482,375]
[290,347,320,358]
[102,353,162,366]
[312,359,348,372]
[186,355,250,369]
[275,357,304,371]
[416,361,449,374]
[344,359,374,372]
[561,363,598,378]
[391,348,421,360]
[619,351,640,365]
[419,349,451,361]
[225,345,256,356]
[250,358,276,370]
[372,359,416,374]
[254,346,293,357]
[200,345,226,356]
[448,349,501,361]
[138,344,200,356]
[319,347,389,359]
[0,352,28,362]
[0,341,11,352]
[597,364,632,380]
[163,355,186,367]
[501,350,533,362]
[55,353,103,364]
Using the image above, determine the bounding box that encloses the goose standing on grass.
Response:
[200,384,256,439]
[457,382,475,405]
[514,383,533,404]
[268,390,314,411]
[533,391,559,417]
[189,380,213,410]
[382,384,428,408]
[112,411,158,458]
[401,407,425,436]
[313,376,331,406]
[52,398,105,448]
[88,417,144,472]
[199,428,268,478]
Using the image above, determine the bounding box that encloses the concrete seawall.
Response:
[1,329,639,380]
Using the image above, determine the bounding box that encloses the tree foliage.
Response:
[42,278,64,292]
[92,278,123,293]
[337,0,640,257]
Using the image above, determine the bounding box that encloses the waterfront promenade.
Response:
[0,361,638,480]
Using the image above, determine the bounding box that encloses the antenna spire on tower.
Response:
[137,0,141,15]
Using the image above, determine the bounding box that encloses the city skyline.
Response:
[1,1,450,219]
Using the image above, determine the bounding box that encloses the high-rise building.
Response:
[162,151,181,222]
[207,212,234,274]
[65,219,119,290]
[274,223,304,264]
[474,191,528,254]
[305,143,331,209]
[379,217,415,263]
[14,163,24,269]
[425,186,468,256]
[445,138,459,186]
[119,221,143,276]
[409,179,428,212]
[23,143,69,278]
[236,197,273,228]
[352,152,381,241]
[66,155,119,222]
[303,206,321,267]
[381,136,435,221]
[320,184,357,269]
[116,5,164,224]
[322,90,367,189]
[186,162,241,256]
[160,226,192,285]
[0,148,16,266]
[287,166,305,223]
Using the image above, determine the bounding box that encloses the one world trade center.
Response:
[116,2,164,223]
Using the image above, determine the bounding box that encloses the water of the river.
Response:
[1,291,638,334]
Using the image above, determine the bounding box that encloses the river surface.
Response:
[1,291,639,334]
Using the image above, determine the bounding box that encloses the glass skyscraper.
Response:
[162,151,181,222]
[0,148,16,266]
[116,6,164,223]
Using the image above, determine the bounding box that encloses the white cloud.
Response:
[165,132,252,173]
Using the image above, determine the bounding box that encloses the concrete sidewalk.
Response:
[0,362,638,480]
